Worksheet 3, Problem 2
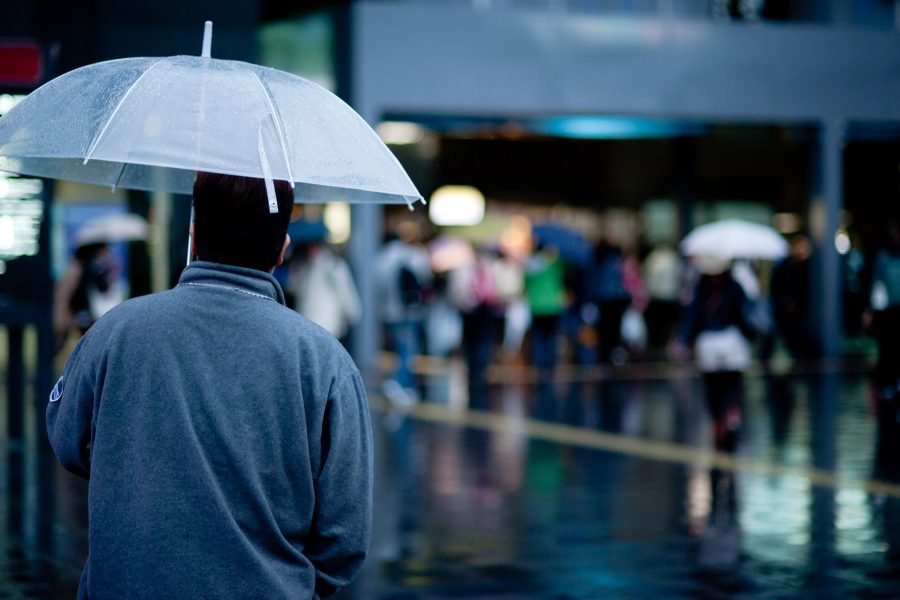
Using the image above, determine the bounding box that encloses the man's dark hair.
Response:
[192,172,294,271]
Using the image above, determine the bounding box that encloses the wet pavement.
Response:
[3,362,900,599]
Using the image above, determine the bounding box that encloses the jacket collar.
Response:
[178,261,286,305]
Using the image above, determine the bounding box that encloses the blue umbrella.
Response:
[288,219,328,245]
[532,223,592,265]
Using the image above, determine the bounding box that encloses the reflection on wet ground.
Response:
[3,364,900,598]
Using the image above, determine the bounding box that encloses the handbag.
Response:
[694,326,751,372]
[620,306,647,351]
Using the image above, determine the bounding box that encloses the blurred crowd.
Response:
[50,213,900,508]
[54,216,900,423]
[358,218,900,418]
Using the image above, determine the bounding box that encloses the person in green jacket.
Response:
[524,242,568,374]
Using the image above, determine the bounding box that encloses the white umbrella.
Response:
[75,213,148,247]
[680,219,788,261]
[0,22,422,209]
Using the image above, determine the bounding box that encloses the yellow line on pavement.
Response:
[372,398,900,499]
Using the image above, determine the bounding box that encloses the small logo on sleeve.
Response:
[49,377,64,403]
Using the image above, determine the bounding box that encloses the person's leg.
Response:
[467,309,496,409]
[875,307,900,385]
[717,371,744,453]
[531,315,560,373]
[392,321,415,390]
[408,318,424,394]
[702,372,724,421]
[598,300,628,363]
[383,320,423,404]
[530,315,548,370]
[463,308,493,385]
[703,371,742,453]
[474,313,494,381]
[872,308,900,458]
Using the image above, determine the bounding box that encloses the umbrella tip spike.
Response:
[404,196,426,210]
[201,21,213,58]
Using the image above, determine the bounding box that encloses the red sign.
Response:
[0,43,43,86]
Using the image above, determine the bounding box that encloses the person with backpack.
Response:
[586,238,633,364]
[375,221,434,404]
[448,244,519,405]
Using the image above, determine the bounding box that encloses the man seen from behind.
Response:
[47,172,373,599]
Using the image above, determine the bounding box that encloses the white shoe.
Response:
[381,380,417,407]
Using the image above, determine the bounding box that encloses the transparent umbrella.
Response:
[0,22,422,208]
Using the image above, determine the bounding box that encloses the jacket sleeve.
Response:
[307,370,373,598]
[46,334,100,479]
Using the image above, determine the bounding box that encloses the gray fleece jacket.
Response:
[47,261,373,599]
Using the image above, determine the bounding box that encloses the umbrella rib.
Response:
[83,58,168,164]
[110,161,127,191]
[250,72,295,187]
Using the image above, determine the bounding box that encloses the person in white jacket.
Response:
[374,222,434,404]
[289,241,361,342]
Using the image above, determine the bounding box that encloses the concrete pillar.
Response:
[345,6,384,379]
[812,119,845,358]
[349,202,383,379]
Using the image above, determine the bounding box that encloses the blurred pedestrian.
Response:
[524,241,567,375]
[288,238,361,344]
[866,222,900,432]
[843,232,868,337]
[619,249,648,358]
[586,238,632,364]
[732,258,774,368]
[375,221,434,404]
[493,248,527,360]
[770,234,821,362]
[47,173,373,599]
[673,256,756,453]
[449,245,502,402]
[53,241,122,352]
[642,244,684,349]
[490,246,526,349]
[448,245,521,397]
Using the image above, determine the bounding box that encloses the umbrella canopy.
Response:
[75,212,148,247]
[0,23,421,207]
[680,219,788,260]
[531,222,593,265]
